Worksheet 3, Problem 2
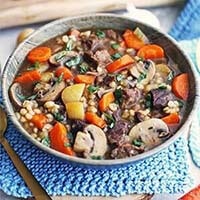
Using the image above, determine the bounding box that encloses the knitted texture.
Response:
[170,0,200,40]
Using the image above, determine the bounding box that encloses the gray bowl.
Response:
[1,13,200,168]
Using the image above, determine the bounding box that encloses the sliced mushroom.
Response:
[84,124,107,158]
[49,50,78,66]
[73,124,108,158]
[9,83,23,108]
[129,118,169,150]
[130,60,156,85]
[37,81,65,103]
[73,131,94,154]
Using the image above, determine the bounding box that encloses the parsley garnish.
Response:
[65,39,74,51]
[167,71,174,81]
[41,137,50,147]
[137,73,147,82]
[78,62,89,73]
[65,56,82,67]
[116,74,124,82]
[87,85,99,93]
[104,113,115,128]
[114,88,123,104]
[111,53,122,60]
[64,142,71,147]
[111,43,120,49]
[177,100,184,108]
[96,30,105,39]
[55,51,67,62]
[158,84,167,90]
[91,155,102,160]
[16,93,37,101]
[132,138,143,147]
[27,62,40,71]
[53,112,64,122]
[145,93,152,109]
[56,74,63,83]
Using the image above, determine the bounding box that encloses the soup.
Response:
[9,28,189,159]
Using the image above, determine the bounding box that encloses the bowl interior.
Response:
[1,14,198,167]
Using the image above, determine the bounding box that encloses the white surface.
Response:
[0,5,200,200]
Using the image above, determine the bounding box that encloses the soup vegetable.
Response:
[10,28,189,159]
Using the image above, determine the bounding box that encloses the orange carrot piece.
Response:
[99,92,115,112]
[49,122,74,156]
[85,112,106,128]
[123,29,145,50]
[74,75,96,84]
[106,54,134,73]
[172,73,189,100]
[14,70,41,84]
[55,66,73,80]
[179,185,200,200]
[69,29,80,37]
[162,113,180,124]
[27,46,52,63]
[137,44,164,59]
[120,40,126,48]
[30,114,47,130]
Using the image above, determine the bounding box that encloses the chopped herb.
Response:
[64,142,71,147]
[91,155,102,160]
[27,94,38,100]
[116,74,124,82]
[111,53,122,60]
[53,112,64,122]
[177,99,184,108]
[56,73,63,83]
[55,51,67,62]
[137,73,147,82]
[114,88,123,104]
[65,56,82,67]
[16,93,37,101]
[167,71,174,81]
[104,113,115,128]
[111,43,120,49]
[67,132,74,143]
[41,137,50,147]
[132,138,143,147]
[16,93,26,101]
[96,30,105,39]
[145,93,152,109]
[27,62,40,71]
[78,62,89,73]
[65,39,74,51]
[158,84,167,90]
[87,85,99,93]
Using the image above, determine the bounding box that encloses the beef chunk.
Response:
[94,50,112,66]
[123,88,142,109]
[106,29,117,40]
[151,89,174,109]
[107,120,129,145]
[111,143,140,159]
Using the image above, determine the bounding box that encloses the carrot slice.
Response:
[55,66,73,80]
[27,47,52,63]
[74,75,96,84]
[162,113,180,124]
[14,70,41,84]
[30,114,47,130]
[137,44,164,59]
[172,73,189,100]
[123,29,145,50]
[99,92,115,112]
[85,112,106,128]
[106,54,134,73]
[179,185,200,200]
[49,122,74,156]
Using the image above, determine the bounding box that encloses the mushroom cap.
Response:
[129,118,169,150]
[73,131,93,154]
[9,83,23,109]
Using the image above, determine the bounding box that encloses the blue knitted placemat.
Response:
[170,0,200,40]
